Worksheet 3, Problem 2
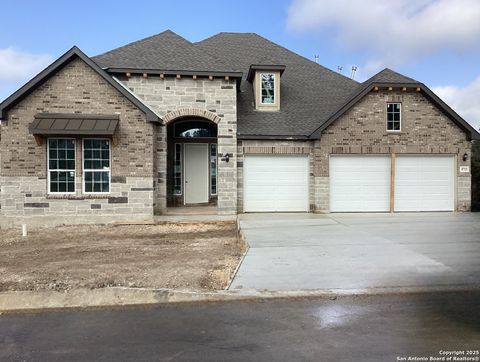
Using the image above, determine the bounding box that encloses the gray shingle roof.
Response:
[195,32,360,137]
[91,30,479,140]
[364,68,419,84]
[93,30,235,73]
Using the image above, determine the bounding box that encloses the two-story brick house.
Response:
[0,30,478,227]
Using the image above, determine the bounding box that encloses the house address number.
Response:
[459,166,470,173]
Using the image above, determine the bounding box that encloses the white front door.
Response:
[329,155,391,212]
[394,156,455,211]
[243,155,309,212]
[184,143,209,204]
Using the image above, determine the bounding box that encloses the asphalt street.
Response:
[1,291,479,361]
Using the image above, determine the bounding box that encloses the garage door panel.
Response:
[330,156,391,212]
[244,155,309,212]
[394,156,454,212]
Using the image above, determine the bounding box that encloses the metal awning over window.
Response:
[29,113,119,136]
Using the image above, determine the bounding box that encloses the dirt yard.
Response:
[0,222,245,292]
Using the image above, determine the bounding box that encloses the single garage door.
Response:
[394,156,454,211]
[243,155,309,212]
[329,156,391,212]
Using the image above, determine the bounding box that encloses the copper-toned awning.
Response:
[29,113,119,136]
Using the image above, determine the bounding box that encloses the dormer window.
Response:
[247,64,285,111]
[260,73,275,104]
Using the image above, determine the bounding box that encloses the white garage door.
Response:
[243,155,309,212]
[329,156,391,212]
[394,156,454,211]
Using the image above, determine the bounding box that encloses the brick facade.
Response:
[313,90,472,211]
[0,57,474,227]
[0,57,156,227]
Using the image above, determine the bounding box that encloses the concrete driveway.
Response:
[230,213,480,291]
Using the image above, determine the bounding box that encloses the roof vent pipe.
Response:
[350,66,358,79]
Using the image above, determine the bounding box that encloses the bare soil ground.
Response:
[0,222,245,292]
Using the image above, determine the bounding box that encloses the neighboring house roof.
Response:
[310,68,480,140]
[0,46,161,123]
[195,32,360,139]
[93,30,241,77]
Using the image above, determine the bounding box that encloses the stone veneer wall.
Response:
[0,57,156,227]
[314,90,472,212]
[0,176,153,228]
[119,75,237,214]
[237,140,314,212]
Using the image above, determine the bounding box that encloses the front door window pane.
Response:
[210,144,217,195]
[174,143,182,195]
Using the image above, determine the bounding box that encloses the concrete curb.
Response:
[1,285,479,314]
[225,221,250,290]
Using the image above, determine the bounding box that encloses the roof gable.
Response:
[310,68,480,140]
[0,46,161,123]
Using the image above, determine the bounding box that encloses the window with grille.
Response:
[210,143,217,195]
[260,73,275,104]
[174,143,182,195]
[83,139,110,193]
[48,138,76,193]
[387,103,401,131]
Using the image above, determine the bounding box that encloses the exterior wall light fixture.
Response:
[219,153,233,163]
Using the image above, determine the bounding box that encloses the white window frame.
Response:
[386,102,402,132]
[47,137,76,194]
[82,138,111,195]
[260,72,276,105]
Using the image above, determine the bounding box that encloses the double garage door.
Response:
[330,155,455,212]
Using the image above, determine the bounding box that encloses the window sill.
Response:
[254,108,280,112]
[386,131,402,134]
[46,194,110,200]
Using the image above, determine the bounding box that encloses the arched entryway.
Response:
[167,117,218,207]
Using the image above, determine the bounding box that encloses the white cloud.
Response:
[0,47,53,82]
[287,0,480,67]
[432,76,480,131]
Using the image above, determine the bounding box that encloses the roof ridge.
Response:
[196,31,259,42]
[363,67,419,85]
[200,32,359,85]
[93,29,191,60]
[256,33,359,84]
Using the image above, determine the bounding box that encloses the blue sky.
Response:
[1,0,479,129]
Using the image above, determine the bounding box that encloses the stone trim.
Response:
[329,145,464,154]
[46,195,110,200]
[243,146,310,154]
[162,108,222,124]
